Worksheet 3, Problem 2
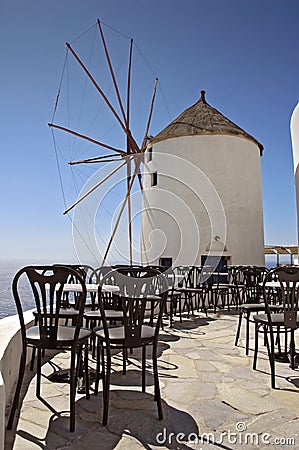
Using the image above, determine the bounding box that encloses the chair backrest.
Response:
[145,265,168,273]
[89,266,113,284]
[12,265,87,349]
[240,266,268,303]
[200,265,214,286]
[263,266,299,329]
[182,266,200,288]
[52,264,86,280]
[88,266,121,310]
[81,264,94,281]
[230,266,243,284]
[52,264,88,308]
[173,266,190,287]
[99,267,168,347]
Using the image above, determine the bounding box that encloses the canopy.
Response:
[264,245,298,265]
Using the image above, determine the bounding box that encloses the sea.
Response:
[0,259,80,319]
[0,260,23,319]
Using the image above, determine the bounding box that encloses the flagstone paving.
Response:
[4,310,299,449]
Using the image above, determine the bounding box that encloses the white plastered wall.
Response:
[141,134,264,267]
[291,101,299,251]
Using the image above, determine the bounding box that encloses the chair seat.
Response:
[178,287,202,293]
[216,283,236,289]
[168,290,182,300]
[253,313,299,326]
[146,294,162,300]
[26,325,91,347]
[33,307,79,318]
[241,303,281,312]
[94,324,155,345]
[84,309,123,320]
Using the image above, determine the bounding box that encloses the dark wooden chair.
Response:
[7,265,91,432]
[210,267,238,312]
[93,267,168,425]
[253,266,299,388]
[84,266,123,356]
[176,266,208,319]
[234,266,269,355]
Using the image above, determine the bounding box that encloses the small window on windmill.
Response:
[151,171,158,187]
[148,146,153,162]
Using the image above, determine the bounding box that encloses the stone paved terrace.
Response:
[5,310,299,450]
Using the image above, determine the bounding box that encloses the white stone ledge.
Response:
[0,311,35,450]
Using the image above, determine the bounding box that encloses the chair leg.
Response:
[70,351,76,432]
[101,345,106,393]
[102,346,111,426]
[267,331,276,389]
[142,346,146,392]
[245,311,250,355]
[201,291,207,316]
[235,311,243,346]
[123,347,127,375]
[213,289,218,314]
[83,344,90,399]
[178,295,182,323]
[91,321,97,359]
[169,297,174,328]
[30,346,36,371]
[152,344,163,420]
[94,340,101,396]
[183,292,192,318]
[7,350,27,430]
[253,322,259,370]
[289,330,296,369]
[36,348,42,398]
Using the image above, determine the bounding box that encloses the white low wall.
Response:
[0,311,35,450]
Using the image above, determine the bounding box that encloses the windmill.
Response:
[49,20,159,266]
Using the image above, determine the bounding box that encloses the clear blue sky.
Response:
[1,0,298,263]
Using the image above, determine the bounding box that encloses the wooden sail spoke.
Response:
[127,160,133,265]
[63,159,128,215]
[126,38,133,145]
[66,42,140,154]
[141,77,158,152]
[48,123,127,156]
[69,153,124,165]
[101,172,137,266]
[125,39,134,263]
[137,173,144,191]
[97,20,128,128]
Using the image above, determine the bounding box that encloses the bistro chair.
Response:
[177,266,208,318]
[52,263,92,311]
[167,266,190,324]
[93,267,168,426]
[7,265,91,432]
[29,263,92,369]
[210,267,238,313]
[163,267,182,327]
[253,266,299,388]
[84,266,123,356]
[234,266,269,355]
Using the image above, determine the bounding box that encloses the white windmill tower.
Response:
[141,90,265,269]
[291,100,299,256]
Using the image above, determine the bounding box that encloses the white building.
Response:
[291,100,299,252]
[141,90,265,269]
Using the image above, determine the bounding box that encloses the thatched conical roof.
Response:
[151,90,263,154]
